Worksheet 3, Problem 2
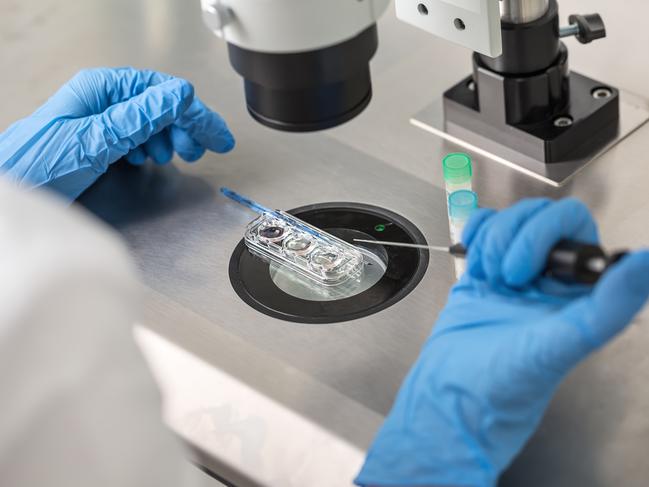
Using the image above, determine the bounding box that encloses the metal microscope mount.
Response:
[443,0,615,164]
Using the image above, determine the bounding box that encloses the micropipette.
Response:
[354,239,627,285]
[354,239,467,256]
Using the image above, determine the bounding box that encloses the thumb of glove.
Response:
[531,251,649,375]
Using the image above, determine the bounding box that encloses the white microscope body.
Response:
[200,0,504,132]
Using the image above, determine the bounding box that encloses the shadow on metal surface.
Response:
[78,159,216,228]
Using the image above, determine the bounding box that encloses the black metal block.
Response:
[443,71,620,163]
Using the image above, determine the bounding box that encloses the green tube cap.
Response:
[443,153,473,185]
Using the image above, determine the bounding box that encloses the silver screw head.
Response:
[592,87,613,99]
[554,116,574,128]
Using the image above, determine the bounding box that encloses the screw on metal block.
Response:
[592,87,613,99]
[554,116,573,128]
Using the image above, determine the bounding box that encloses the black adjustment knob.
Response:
[568,13,607,44]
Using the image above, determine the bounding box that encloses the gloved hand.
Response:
[0,67,235,201]
[356,198,649,487]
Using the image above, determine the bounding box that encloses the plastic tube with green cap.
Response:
[443,153,473,195]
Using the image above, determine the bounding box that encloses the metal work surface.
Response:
[3,1,649,486]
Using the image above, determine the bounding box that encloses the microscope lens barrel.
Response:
[500,0,550,24]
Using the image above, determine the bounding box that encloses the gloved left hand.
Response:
[0,67,235,201]
[356,198,649,487]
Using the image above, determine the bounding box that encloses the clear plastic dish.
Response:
[244,211,364,287]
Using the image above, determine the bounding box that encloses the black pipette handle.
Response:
[546,241,630,284]
[448,240,626,285]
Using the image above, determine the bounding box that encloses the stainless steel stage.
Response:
[3,0,649,486]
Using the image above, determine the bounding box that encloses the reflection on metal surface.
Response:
[500,0,549,23]
[411,91,649,187]
[135,325,366,487]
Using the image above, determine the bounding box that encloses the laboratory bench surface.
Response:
[3,1,649,486]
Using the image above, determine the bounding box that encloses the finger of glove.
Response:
[477,199,552,285]
[466,220,489,280]
[125,146,147,166]
[169,125,206,162]
[86,78,194,169]
[462,208,496,248]
[42,67,174,117]
[103,67,174,105]
[503,198,599,288]
[174,97,235,153]
[466,208,515,280]
[537,251,649,372]
[144,130,174,165]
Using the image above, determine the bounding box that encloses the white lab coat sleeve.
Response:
[0,181,210,487]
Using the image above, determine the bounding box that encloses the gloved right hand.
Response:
[0,67,235,201]
[357,198,649,487]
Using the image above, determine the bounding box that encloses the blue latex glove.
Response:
[357,198,649,487]
[0,67,235,201]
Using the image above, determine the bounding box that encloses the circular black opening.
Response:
[229,203,429,324]
[454,18,466,30]
[418,4,429,15]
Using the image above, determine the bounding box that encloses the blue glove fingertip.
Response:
[175,97,235,154]
[125,146,147,166]
[201,113,235,153]
[144,130,174,165]
[219,134,236,153]
[169,125,206,162]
